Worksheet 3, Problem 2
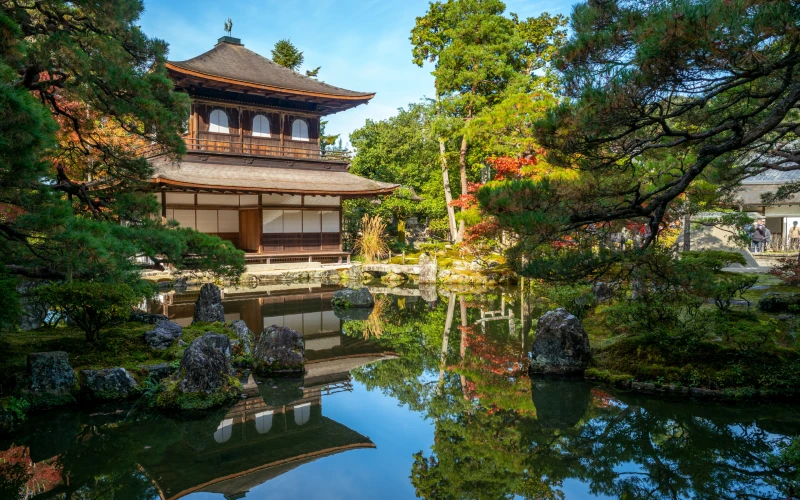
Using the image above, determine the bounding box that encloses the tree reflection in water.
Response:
[348,290,800,500]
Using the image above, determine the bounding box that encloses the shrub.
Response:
[35,281,151,341]
[547,284,597,320]
[353,214,390,263]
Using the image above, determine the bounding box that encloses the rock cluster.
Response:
[253,325,305,374]
[418,253,438,284]
[144,320,183,349]
[156,333,240,411]
[193,283,225,324]
[80,368,139,401]
[529,309,591,376]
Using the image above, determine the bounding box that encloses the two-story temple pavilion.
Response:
[148,36,397,264]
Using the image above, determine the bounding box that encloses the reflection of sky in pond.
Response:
[3,286,798,499]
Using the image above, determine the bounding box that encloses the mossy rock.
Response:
[381,272,407,284]
[758,292,800,313]
[155,376,241,411]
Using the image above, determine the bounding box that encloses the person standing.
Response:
[751,221,766,253]
[789,221,800,250]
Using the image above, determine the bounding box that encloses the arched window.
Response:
[209,109,229,134]
[252,114,271,137]
[291,118,309,142]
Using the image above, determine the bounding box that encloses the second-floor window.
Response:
[252,114,271,137]
[209,109,229,134]
[291,118,309,141]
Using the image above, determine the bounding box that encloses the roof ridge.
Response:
[168,42,374,99]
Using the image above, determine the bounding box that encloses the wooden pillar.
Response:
[161,191,167,219]
[258,194,263,254]
[279,112,285,156]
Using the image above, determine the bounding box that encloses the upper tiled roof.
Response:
[741,169,800,184]
[167,40,374,100]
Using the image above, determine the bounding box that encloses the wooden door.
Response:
[239,209,261,253]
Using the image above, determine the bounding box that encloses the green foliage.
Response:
[546,284,596,320]
[0,1,244,291]
[271,38,304,71]
[480,0,800,280]
[0,273,20,331]
[4,397,29,423]
[140,377,162,405]
[35,281,153,341]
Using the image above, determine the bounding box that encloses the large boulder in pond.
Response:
[144,320,183,350]
[253,325,305,375]
[27,352,76,397]
[758,292,800,313]
[332,287,374,309]
[80,368,139,401]
[192,283,225,324]
[156,333,240,411]
[228,320,254,355]
[529,309,591,376]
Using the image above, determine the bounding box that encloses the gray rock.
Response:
[419,253,438,284]
[332,287,374,309]
[530,379,592,429]
[140,363,174,382]
[192,283,225,324]
[27,352,76,395]
[176,333,233,394]
[173,277,188,292]
[144,320,183,349]
[419,284,438,303]
[348,264,364,285]
[130,310,168,325]
[758,292,800,313]
[80,368,139,401]
[592,282,616,303]
[529,309,591,376]
[253,325,305,374]
[228,320,254,355]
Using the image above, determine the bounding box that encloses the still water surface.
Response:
[1,284,798,499]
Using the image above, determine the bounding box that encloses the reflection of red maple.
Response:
[0,445,63,498]
[590,388,616,408]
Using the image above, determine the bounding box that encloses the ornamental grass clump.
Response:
[354,214,389,263]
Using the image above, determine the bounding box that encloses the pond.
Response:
[1,283,798,499]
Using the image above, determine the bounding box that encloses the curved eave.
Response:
[160,443,377,500]
[166,63,375,102]
[148,178,398,198]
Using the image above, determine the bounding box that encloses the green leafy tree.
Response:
[411,2,567,242]
[0,0,245,330]
[271,38,304,71]
[480,0,800,279]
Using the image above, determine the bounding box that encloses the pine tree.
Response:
[271,39,305,71]
[0,1,244,315]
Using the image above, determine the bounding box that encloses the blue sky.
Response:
[140,0,574,146]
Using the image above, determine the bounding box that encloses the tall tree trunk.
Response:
[438,293,456,392]
[458,133,468,242]
[439,138,458,243]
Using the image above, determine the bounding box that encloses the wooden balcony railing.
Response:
[140,134,351,162]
